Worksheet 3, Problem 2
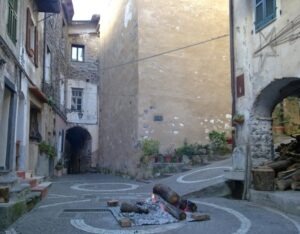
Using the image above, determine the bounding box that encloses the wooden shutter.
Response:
[34,26,39,67]
[26,8,31,55]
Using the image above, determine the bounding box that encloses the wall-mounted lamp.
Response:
[78,111,83,119]
[0,59,6,66]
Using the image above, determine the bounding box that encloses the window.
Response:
[7,0,18,43]
[26,8,39,67]
[255,0,276,31]
[71,45,84,62]
[29,107,42,142]
[45,46,51,83]
[71,88,83,111]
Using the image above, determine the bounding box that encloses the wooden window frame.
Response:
[255,0,276,32]
[7,0,18,44]
[71,44,84,62]
[71,88,83,112]
[26,8,39,67]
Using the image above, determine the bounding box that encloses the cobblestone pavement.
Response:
[5,159,300,234]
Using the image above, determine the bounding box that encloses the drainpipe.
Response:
[229,0,236,148]
[42,14,47,87]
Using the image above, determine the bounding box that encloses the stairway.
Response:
[0,170,52,231]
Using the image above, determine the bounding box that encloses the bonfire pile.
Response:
[252,135,300,191]
[109,184,210,227]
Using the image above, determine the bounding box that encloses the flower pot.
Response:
[164,155,172,163]
[273,126,285,135]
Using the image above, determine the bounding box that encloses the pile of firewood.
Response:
[116,184,209,227]
[252,135,300,191]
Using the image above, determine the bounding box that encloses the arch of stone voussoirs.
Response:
[176,166,232,184]
[252,77,300,117]
[70,182,139,192]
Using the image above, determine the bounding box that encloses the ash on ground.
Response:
[121,198,178,226]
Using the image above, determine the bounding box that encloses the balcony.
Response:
[36,0,61,13]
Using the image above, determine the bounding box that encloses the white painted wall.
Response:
[16,78,29,170]
[66,79,98,124]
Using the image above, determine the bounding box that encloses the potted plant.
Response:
[233,113,244,125]
[54,159,64,177]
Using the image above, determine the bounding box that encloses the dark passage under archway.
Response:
[65,126,92,173]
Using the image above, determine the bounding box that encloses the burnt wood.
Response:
[120,202,149,214]
[153,184,180,205]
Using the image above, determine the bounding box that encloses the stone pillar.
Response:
[250,117,274,167]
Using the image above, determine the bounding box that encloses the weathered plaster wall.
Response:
[67,32,100,168]
[233,0,300,165]
[137,0,231,151]
[99,0,140,175]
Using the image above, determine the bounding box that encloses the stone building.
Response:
[99,0,231,176]
[41,0,74,176]
[65,15,100,173]
[230,0,300,190]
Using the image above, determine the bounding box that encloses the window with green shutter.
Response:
[255,0,276,31]
[7,0,18,43]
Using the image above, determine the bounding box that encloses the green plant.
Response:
[208,130,229,154]
[175,140,195,158]
[175,140,208,159]
[39,141,56,159]
[139,139,159,166]
[141,139,159,156]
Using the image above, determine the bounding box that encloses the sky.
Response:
[72,0,107,20]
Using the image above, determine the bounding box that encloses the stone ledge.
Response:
[250,189,300,216]
[0,200,27,231]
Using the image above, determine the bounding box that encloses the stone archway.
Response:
[250,78,300,166]
[65,126,92,173]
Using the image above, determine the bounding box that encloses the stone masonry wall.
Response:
[69,34,100,84]
[137,0,231,151]
[99,0,140,176]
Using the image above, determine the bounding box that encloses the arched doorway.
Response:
[65,126,92,173]
[250,78,300,165]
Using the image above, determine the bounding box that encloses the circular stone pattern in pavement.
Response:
[70,183,139,192]
[176,167,232,184]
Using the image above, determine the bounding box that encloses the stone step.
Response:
[20,176,45,188]
[9,183,31,202]
[25,192,41,211]
[31,182,52,200]
[0,172,18,189]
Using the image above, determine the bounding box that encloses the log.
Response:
[291,181,300,191]
[276,178,293,191]
[120,202,149,214]
[156,195,186,220]
[119,218,132,227]
[107,200,119,207]
[191,213,210,221]
[266,159,293,172]
[153,184,180,205]
[252,167,275,191]
[277,168,297,179]
[288,163,300,170]
[178,199,197,212]
[292,169,300,181]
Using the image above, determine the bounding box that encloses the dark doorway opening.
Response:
[65,126,92,174]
